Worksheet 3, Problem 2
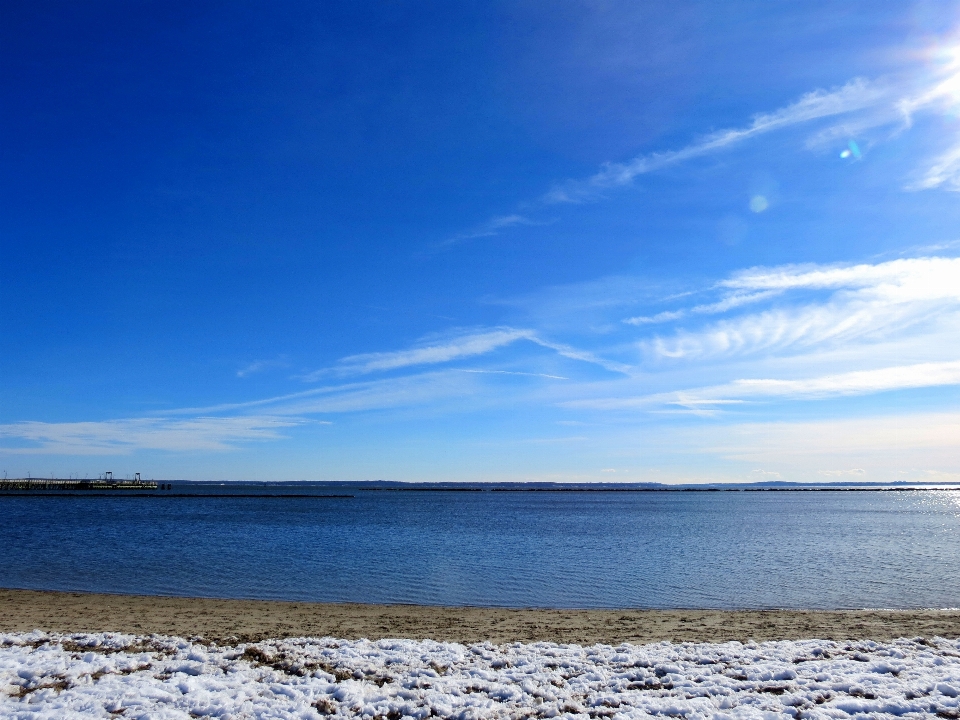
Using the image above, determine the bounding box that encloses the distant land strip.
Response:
[2,477,960,497]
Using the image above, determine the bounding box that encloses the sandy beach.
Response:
[6,589,960,717]
[3,588,959,644]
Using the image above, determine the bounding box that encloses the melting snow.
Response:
[2,631,960,718]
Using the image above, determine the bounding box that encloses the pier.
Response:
[0,476,158,493]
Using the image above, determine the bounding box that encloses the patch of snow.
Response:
[1,631,960,718]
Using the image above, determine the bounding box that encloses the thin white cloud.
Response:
[459,369,569,380]
[647,257,960,360]
[237,362,268,378]
[689,290,782,315]
[529,337,632,374]
[567,360,960,412]
[546,255,960,424]
[0,416,303,455]
[305,328,535,379]
[723,360,960,399]
[273,372,481,415]
[455,36,960,247]
[452,78,892,243]
[200,257,960,432]
[300,327,628,380]
[546,79,887,203]
[177,366,575,420]
[623,290,780,326]
[561,394,729,412]
[12,250,960,468]
[236,357,288,378]
[171,371,481,417]
[649,302,926,360]
[803,113,895,151]
[438,214,538,247]
[149,331,626,430]
[898,49,960,124]
[623,310,686,325]
[909,141,960,190]
[167,361,580,423]
[721,256,960,295]
[903,238,960,254]
[499,274,665,335]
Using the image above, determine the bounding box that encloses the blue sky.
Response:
[3,0,960,483]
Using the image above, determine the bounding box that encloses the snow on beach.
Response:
[2,632,960,719]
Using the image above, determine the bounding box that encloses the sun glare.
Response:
[927,39,960,106]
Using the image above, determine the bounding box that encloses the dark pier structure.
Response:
[0,472,162,494]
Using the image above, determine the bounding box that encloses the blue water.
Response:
[3,489,960,609]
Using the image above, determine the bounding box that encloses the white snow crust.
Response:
[2,631,960,719]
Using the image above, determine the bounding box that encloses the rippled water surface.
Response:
[3,489,960,608]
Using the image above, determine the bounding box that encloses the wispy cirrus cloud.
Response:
[0,416,304,455]
[648,302,932,360]
[720,256,960,295]
[456,36,960,244]
[910,142,960,191]
[720,360,960,399]
[653,359,960,413]
[529,337,632,374]
[618,360,960,413]
[644,257,960,361]
[301,327,629,380]
[11,257,959,465]
[623,290,780,326]
[461,79,891,239]
[562,256,960,415]
[170,371,482,417]
[327,328,534,376]
[437,214,539,247]
[546,78,889,203]
[6,371,497,457]
[38,254,954,458]
[9,361,576,457]
[459,369,569,380]
[623,310,687,326]
[236,357,288,378]
[263,371,484,416]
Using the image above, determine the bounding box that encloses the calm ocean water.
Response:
[3,488,960,609]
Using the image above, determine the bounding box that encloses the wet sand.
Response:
[3,589,960,644]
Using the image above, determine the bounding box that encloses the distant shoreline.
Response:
[3,589,959,645]
[3,478,959,498]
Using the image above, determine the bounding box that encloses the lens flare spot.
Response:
[841,140,862,160]
[749,195,769,213]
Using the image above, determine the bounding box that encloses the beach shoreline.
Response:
[3,588,959,644]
